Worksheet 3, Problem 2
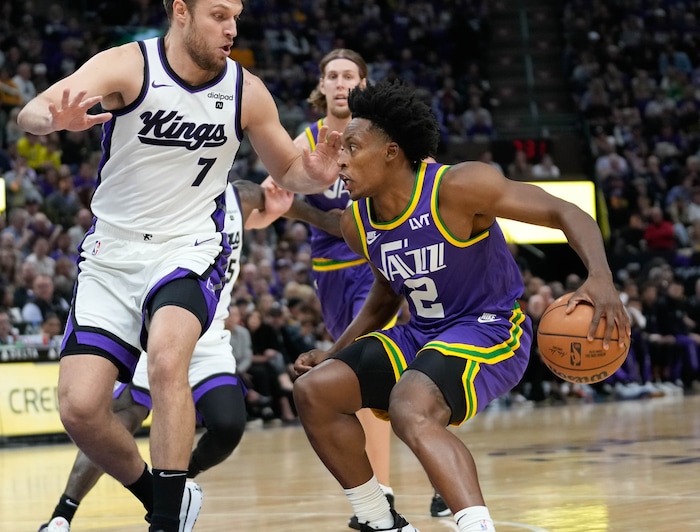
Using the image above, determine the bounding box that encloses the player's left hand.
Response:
[567,277,631,350]
[261,177,294,218]
[294,349,331,376]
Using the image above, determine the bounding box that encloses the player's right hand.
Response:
[294,349,330,376]
[49,89,113,131]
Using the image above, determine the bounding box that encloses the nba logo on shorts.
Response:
[91,240,101,255]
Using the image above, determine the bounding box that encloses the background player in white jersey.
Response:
[16,1,340,530]
[38,179,294,532]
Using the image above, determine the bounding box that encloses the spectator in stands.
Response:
[40,312,63,346]
[0,308,17,344]
[643,205,677,260]
[246,308,296,423]
[4,155,42,209]
[507,149,533,181]
[67,207,92,251]
[43,166,81,228]
[12,61,36,104]
[532,154,561,179]
[1,207,32,254]
[478,150,504,174]
[25,236,55,277]
[20,273,69,331]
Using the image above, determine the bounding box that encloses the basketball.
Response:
[536,292,629,384]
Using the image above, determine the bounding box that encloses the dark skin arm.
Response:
[285,196,344,238]
[294,208,403,375]
[438,161,630,347]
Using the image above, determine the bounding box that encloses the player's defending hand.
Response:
[294,349,331,376]
[49,89,113,131]
[302,124,342,188]
[261,178,294,218]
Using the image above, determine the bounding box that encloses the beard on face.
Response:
[184,20,226,73]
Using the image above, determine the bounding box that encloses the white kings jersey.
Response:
[91,37,243,238]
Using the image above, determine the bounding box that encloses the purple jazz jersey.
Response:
[303,120,370,338]
[351,161,532,423]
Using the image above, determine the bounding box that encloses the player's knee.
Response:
[388,378,446,446]
[292,370,323,412]
[208,414,245,450]
[59,391,107,439]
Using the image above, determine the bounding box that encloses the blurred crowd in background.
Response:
[1,0,700,425]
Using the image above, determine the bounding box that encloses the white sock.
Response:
[379,483,394,497]
[345,476,394,529]
[455,506,496,531]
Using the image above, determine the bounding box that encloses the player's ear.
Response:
[318,78,326,95]
[385,142,399,162]
[359,78,368,89]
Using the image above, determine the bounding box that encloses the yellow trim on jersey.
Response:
[351,201,370,260]
[311,256,367,271]
[431,164,491,248]
[419,304,526,364]
[364,161,427,230]
[460,359,481,424]
[304,119,324,151]
[356,331,408,381]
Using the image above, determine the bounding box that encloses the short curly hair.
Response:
[348,80,439,168]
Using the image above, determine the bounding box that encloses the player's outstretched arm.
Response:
[17,45,139,134]
[440,161,631,347]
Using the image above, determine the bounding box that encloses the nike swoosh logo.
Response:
[151,81,172,88]
[65,499,79,507]
[158,471,187,478]
[194,237,216,246]
[477,316,499,323]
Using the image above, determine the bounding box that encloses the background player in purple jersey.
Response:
[16,1,340,530]
[293,80,631,532]
[38,179,294,532]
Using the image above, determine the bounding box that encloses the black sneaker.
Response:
[348,493,395,530]
[430,493,450,517]
[358,509,418,531]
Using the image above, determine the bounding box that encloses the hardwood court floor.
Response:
[2,393,699,531]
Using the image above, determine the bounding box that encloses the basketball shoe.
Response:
[430,493,451,517]
[179,481,203,532]
[37,517,70,532]
[358,509,419,531]
[348,493,395,530]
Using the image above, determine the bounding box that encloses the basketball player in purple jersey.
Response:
[293,80,630,532]
[248,48,430,527]
[17,1,340,530]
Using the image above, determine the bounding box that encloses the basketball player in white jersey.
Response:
[16,1,340,530]
[38,179,293,532]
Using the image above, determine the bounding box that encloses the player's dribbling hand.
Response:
[294,349,330,376]
[49,89,113,131]
[567,277,632,350]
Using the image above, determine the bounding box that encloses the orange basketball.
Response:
[536,292,629,384]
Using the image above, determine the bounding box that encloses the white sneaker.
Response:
[359,509,419,531]
[39,517,70,532]
[179,481,203,532]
